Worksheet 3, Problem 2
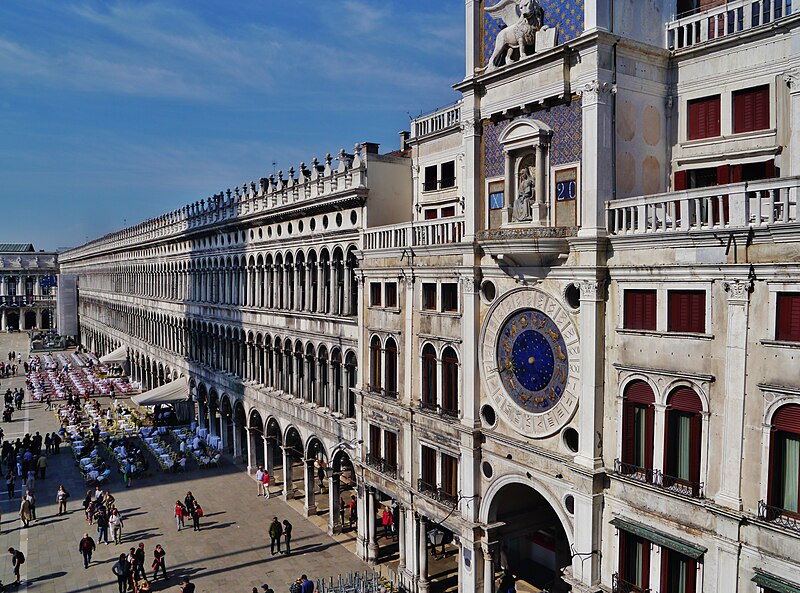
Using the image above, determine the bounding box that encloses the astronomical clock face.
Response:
[480,288,581,438]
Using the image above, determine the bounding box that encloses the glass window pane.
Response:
[782,435,800,512]
[676,414,691,479]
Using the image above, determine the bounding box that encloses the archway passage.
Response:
[283,427,305,501]
[488,483,572,593]
[248,410,265,470]
[5,311,19,331]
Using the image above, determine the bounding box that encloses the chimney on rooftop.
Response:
[362,142,380,155]
[399,131,410,152]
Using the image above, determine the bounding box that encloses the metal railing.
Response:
[417,479,459,507]
[418,400,460,420]
[365,454,398,479]
[606,176,800,236]
[613,573,650,593]
[758,500,800,533]
[667,0,792,50]
[613,459,704,499]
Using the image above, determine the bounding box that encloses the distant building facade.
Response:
[0,243,58,332]
[60,1,800,592]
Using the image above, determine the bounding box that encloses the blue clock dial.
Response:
[496,309,569,413]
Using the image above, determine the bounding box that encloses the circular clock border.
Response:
[479,287,581,439]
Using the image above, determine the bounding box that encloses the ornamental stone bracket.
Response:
[783,69,800,93]
[575,279,605,303]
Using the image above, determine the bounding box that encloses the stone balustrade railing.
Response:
[606,176,800,236]
[411,100,462,139]
[667,0,793,50]
[62,145,371,260]
[363,217,465,251]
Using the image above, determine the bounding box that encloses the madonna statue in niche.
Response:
[513,165,535,222]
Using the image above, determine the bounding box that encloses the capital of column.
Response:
[784,70,800,93]
[577,79,616,106]
[459,275,480,295]
[576,279,604,302]
[723,278,754,303]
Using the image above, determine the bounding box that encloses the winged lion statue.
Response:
[484,0,545,72]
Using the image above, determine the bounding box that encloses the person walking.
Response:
[79,533,96,568]
[56,484,69,515]
[36,453,47,479]
[180,577,196,593]
[123,459,132,488]
[255,466,266,497]
[6,471,15,499]
[190,500,202,532]
[112,553,130,593]
[268,516,282,555]
[8,547,24,585]
[348,495,357,529]
[133,542,146,581]
[152,544,167,580]
[19,494,31,527]
[183,491,195,512]
[282,519,293,556]
[25,488,36,521]
[95,505,109,544]
[109,508,124,545]
[174,500,186,531]
[381,506,393,540]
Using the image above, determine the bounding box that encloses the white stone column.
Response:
[367,488,378,562]
[397,505,406,574]
[578,79,616,233]
[343,261,352,315]
[328,473,340,535]
[575,279,604,469]
[282,446,292,501]
[246,427,254,471]
[232,420,242,462]
[571,492,602,588]
[304,460,317,516]
[317,262,326,313]
[785,72,800,176]
[418,515,429,592]
[305,264,313,312]
[263,436,274,486]
[332,262,341,315]
[717,279,752,509]
[482,543,495,593]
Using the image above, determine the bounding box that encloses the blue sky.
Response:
[0,0,464,251]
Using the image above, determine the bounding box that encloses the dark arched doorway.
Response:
[487,482,572,592]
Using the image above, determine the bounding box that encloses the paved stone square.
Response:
[0,333,368,593]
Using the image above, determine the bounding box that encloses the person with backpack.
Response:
[112,553,130,593]
[8,547,24,585]
[268,516,282,555]
[79,533,96,568]
[289,578,303,593]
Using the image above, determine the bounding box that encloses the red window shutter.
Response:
[716,165,730,185]
[777,294,800,342]
[688,100,701,139]
[624,290,657,331]
[669,291,705,333]
[674,170,687,190]
[764,159,776,179]
[730,164,743,183]
[645,404,655,471]
[773,404,800,433]
[626,380,656,405]
[754,85,770,130]
[689,412,702,484]
[668,387,703,413]
[768,428,778,505]
[622,401,636,464]
[708,96,720,137]
[734,85,770,133]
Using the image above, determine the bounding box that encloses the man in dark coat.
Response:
[268,516,282,555]
[79,533,96,568]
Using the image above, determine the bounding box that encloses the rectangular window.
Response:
[441,283,458,312]
[668,290,706,333]
[687,95,721,140]
[424,166,437,192]
[771,431,800,513]
[421,445,437,488]
[385,282,398,308]
[733,85,770,133]
[624,290,657,331]
[440,206,456,218]
[369,425,381,458]
[441,453,458,496]
[620,532,651,591]
[424,209,438,220]
[422,283,437,311]
[440,161,456,189]
[661,550,697,593]
[384,431,398,469]
[488,180,505,210]
[776,293,800,342]
[369,282,382,307]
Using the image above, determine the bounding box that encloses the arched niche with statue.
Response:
[497,119,552,226]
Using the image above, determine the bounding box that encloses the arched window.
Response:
[441,347,459,415]
[421,344,437,407]
[385,338,398,398]
[620,381,655,479]
[664,387,703,497]
[768,404,800,515]
[369,336,382,393]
